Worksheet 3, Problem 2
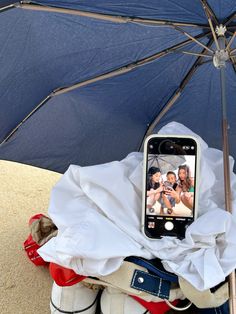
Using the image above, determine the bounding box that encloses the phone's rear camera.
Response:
[159,140,174,153]
[159,139,184,154]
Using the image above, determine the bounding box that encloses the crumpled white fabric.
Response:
[38,122,236,291]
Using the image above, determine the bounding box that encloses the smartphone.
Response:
[142,134,200,239]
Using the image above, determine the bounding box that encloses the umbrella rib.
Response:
[226,31,236,51]
[172,25,214,54]
[199,0,220,50]
[229,57,236,74]
[0,31,211,145]
[0,3,17,12]
[16,2,132,23]
[225,36,236,73]
[224,13,236,27]
[226,30,236,36]
[0,95,52,145]
[130,18,209,29]
[225,34,236,75]
[139,38,215,149]
[16,2,210,28]
[174,50,212,58]
[230,47,236,54]
[198,59,212,65]
[227,25,236,30]
[199,0,219,26]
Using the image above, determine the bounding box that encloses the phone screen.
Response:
[143,136,198,239]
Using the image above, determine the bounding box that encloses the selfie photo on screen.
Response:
[146,154,195,217]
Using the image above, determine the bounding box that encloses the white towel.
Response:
[38,122,236,290]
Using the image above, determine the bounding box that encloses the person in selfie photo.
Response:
[146,166,173,215]
[161,171,181,214]
[177,164,194,210]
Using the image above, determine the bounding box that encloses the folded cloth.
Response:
[38,122,236,291]
[159,209,236,290]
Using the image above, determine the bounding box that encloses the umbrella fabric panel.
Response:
[0,88,148,173]
[207,0,236,22]
[0,92,147,173]
[155,62,236,160]
[0,45,202,173]
[33,0,208,24]
[1,1,14,6]
[0,7,201,143]
[4,1,236,24]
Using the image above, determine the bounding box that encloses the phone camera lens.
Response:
[158,140,175,154]
[165,141,173,150]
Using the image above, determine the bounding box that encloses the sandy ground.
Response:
[0,160,61,314]
[152,198,192,216]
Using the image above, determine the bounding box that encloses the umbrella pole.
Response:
[219,36,236,314]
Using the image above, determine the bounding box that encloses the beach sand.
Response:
[152,197,192,216]
[0,160,61,314]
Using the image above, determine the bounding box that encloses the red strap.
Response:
[49,263,86,286]
[23,234,48,266]
[23,213,49,266]
[132,295,179,314]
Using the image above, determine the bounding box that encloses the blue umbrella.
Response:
[0,1,235,174]
[0,1,235,311]
[148,154,186,174]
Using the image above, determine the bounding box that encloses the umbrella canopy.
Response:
[0,1,236,174]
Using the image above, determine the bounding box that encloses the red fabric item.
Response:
[23,213,49,266]
[28,213,46,225]
[132,295,179,314]
[49,263,86,286]
[23,234,48,266]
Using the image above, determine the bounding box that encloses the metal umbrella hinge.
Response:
[213,25,229,69]
[215,25,227,36]
[213,49,229,68]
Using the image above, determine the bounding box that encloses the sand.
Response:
[0,160,61,314]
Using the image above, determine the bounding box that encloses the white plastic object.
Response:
[50,281,99,313]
